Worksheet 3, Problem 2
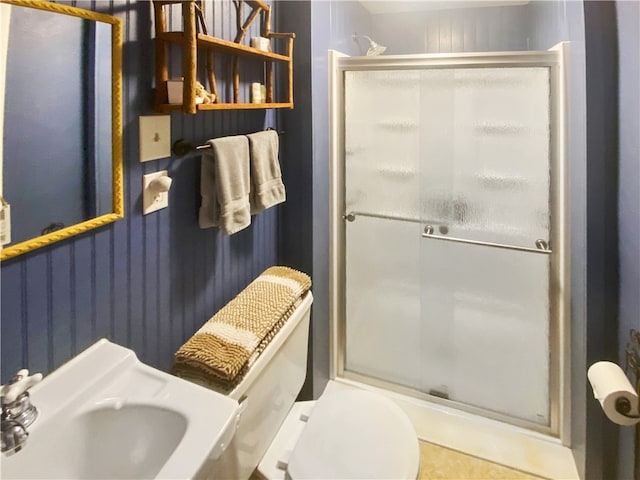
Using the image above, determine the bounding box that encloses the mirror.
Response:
[0,0,123,261]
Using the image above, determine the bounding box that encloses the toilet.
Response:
[187,291,420,480]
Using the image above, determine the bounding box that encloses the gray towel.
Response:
[199,136,251,235]
[246,131,286,214]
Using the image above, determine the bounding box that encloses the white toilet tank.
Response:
[195,291,313,480]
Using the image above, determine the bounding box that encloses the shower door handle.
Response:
[421,225,552,254]
[342,211,423,224]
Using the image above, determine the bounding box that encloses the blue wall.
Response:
[309,0,372,398]
[305,2,625,478]
[583,3,621,477]
[2,1,633,476]
[524,2,590,476]
[616,2,640,478]
[1,0,280,382]
[276,0,314,399]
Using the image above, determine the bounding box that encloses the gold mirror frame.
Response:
[0,0,123,261]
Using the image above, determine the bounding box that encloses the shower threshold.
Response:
[327,378,579,480]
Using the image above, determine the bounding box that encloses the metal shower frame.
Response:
[328,44,570,442]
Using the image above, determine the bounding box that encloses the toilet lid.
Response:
[287,389,420,480]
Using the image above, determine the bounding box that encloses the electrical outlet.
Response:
[143,171,170,215]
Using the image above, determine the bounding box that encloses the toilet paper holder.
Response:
[626,329,640,376]
[622,329,640,420]
[616,397,640,419]
[626,329,640,480]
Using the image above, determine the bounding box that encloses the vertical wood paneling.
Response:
[50,246,73,367]
[45,255,54,369]
[143,208,159,365]
[111,209,129,347]
[72,236,94,354]
[94,229,112,340]
[124,0,146,363]
[1,0,280,382]
[462,14,475,52]
[25,255,49,373]
[157,208,172,371]
[439,13,452,52]
[372,4,528,56]
[451,15,464,53]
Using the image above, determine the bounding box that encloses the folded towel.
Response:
[246,130,286,214]
[172,266,312,390]
[172,299,300,392]
[199,136,251,235]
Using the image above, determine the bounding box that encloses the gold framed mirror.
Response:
[0,0,123,261]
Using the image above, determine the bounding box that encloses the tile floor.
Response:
[253,436,549,480]
[419,441,547,480]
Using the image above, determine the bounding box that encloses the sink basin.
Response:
[6,405,188,479]
[0,339,239,479]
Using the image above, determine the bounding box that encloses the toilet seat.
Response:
[286,389,420,480]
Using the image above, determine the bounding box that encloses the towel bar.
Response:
[172,129,284,157]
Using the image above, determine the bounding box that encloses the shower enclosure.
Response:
[330,46,569,437]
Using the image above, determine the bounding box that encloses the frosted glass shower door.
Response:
[418,67,552,425]
[419,68,551,247]
[343,70,423,387]
[342,65,554,428]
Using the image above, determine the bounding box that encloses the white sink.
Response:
[0,339,239,479]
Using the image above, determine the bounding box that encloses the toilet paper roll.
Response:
[587,361,639,426]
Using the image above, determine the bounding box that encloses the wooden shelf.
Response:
[153,1,295,114]
[158,32,291,62]
[156,102,293,112]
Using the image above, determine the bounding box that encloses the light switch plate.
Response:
[139,115,171,162]
[143,171,169,215]
[0,196,11,246]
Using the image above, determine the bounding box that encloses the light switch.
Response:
[143,170,172,215]
[139,115,171,162]
[0,196,11,246]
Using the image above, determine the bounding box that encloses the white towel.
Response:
[199,136,251,235]
[246,130,286,214]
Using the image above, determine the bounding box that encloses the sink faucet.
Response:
[1,369,42,455]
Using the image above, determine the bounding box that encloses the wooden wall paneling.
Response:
[111,201,130,347]
[143,203,159,366]
[50,246,74,368]
[1,0,280,383]
[24,253,49,374]
[1,261,25,377]
[71,237,95,356]
[451,14,464,53]
[94,229,113,343]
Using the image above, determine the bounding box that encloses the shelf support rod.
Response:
[182,1,197,114]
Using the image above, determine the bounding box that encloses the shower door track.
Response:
[329,46,570,442]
